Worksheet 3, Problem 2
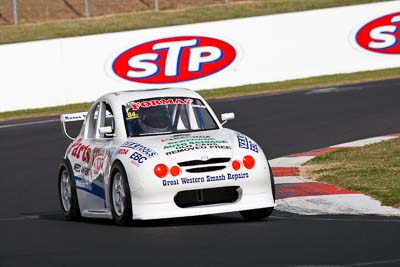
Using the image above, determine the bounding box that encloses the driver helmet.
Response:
[138,105,172,133]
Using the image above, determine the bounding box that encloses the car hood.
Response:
[127,128,238,163]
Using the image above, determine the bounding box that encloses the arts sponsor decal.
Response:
[356,12,400,54]
[112,36,237,83]
[162,172,249,187]
[70,138,91,163]
[69,139,102,164]
[236,133,259,153]
[68,139,107,183]
[120,142,158,158]
[163,136,231,155]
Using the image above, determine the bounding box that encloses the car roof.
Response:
[98,87,204,106]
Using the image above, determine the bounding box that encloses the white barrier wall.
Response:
[1,1,400,112]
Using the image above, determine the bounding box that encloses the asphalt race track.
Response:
[1,79,400,267]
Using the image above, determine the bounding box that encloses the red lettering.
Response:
[71,138,83,157]
[71,146,79,157]
[161,99,174,105]
[131,98,191,111]
[93,147,100,160]
[140,101,151,108]
[151,100,162,106]
[77,145,86,159]
[131,103,140,110]
[93,156,105,176]
[82,147,91,163]
[118,148,129,155]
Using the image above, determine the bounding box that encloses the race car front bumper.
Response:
[131,191,275,220]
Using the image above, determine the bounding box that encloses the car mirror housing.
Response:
[99,126,113,135]
[221,112,235,125]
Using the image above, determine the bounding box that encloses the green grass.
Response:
[2,67,400,122]
[0,102,93,121]
[302,138,400,207]
[0,0,388,45]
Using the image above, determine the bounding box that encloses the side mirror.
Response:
[99,126,113,135]
[221,112,235,125]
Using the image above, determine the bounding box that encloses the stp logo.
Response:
[112,36,236,83]
[356,13,400,54]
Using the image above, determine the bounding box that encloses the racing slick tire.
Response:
[240,164,275,221]
[58,159,81,220]
[110,162,133,226]
[240,207,274,221]
[268,162,276,201]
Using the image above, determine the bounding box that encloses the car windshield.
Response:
[123,97,219,137]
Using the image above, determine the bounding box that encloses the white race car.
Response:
[58,88,275,225]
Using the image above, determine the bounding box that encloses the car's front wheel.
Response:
[58,160,81,220]
[110,162,132,226]
[240,207,274,221]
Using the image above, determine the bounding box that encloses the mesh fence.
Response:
[0,0,245,25]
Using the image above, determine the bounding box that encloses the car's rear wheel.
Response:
[110,162,132,226]
[58,160,81,220]
[240,207,274,221]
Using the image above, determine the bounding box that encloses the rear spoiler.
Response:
[60,111,114,140]
[60,112,87,140]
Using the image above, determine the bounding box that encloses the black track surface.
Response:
[1,79,400,267]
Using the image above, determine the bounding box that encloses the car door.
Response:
[84,101,117,213]
[67,102,100,213]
